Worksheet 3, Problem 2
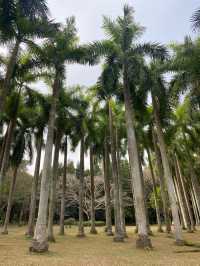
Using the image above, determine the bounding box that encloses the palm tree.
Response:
[146,147,163,232]
[103,133,113,236]
[26,91,49,237]
[47,129,62,242]
[30,18,97,252]
[0,54,48,186]
[152,128,171,233]
[59,136,68,236]
[147,62,184,244]
[95,57,125,241]
[108,99,124,242]
[47,88,79,241]
[2,100,33,234]
[0,0,54,114]
[89,5,166,248]
[58,89,80,236]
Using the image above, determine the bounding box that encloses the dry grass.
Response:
[0,225,200,266]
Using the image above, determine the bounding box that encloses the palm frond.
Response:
[191,7,200,31]
[134,42,168,60]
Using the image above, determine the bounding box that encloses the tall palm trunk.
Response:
[89,147,97,234]
[146,147,163,232]
[103,137,113,236]
[0,126,8,170]
[108,100,124,242]
[116,128,127,238]
[123,67,151,248]
[2,166,18,234]
[152,96,183,245]
[0,39,20,115]
[152,128,171,233]
[190,171,200,216]
[59,137,67,235]
[173,174,187,230]
[26,134,43,237]
[182,132,200,217]
[175,154,195,232]
[48,131,61,242]
[30,72,60,253]
[0,118,16,186]
[77,136,85,237]
[190,188,200,226]
[18,199,26,227]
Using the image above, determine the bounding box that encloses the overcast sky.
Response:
[47,0,198,87]
[28,0,199,173]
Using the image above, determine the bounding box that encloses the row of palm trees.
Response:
[0,0,200,252]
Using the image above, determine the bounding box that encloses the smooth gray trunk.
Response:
[152,128,171,233]
[48,131,61,242]
[0,119,16,186]
[146,148,163,232]
[175,155,195,232]
[89,147,97,234]
[152,96,183,245]
[173,175,187,230]
[108,101,124,242]
[190,188,200,226]
[30,72,60,253]
[2,167,18,234]
[123,66,151,248]
[0,126,8,170]
[182,132,200,220]
[77,136,85,237]
[26,134,43,237]
[103,137,113,236]
[116,130,127,238]
[59,138,67,235]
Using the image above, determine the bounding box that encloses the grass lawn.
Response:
[0,225,200,266]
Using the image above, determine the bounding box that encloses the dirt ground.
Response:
[0,225,200,266]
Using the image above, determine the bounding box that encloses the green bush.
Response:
[64,218,76,227]
[64,219,105,227]
[83,221,105,227]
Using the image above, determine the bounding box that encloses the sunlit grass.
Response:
[0,225,199,265]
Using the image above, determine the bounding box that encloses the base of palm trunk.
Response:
[174,239,185,246]
[106,230,114,236]
[113,235,124,242]
[25,231,34,238]
[157,227,164,233]
[136,235,152,249]
[29,239,49,253]
[186,229,194,233]
[48,235,56,242]
[1,230,8,235]
[90,228,98,234]
[76,232,86,238]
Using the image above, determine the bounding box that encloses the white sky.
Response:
[27,0,199,174]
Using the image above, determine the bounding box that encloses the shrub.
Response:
[83,221,105,227]
[64,218,76,227]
